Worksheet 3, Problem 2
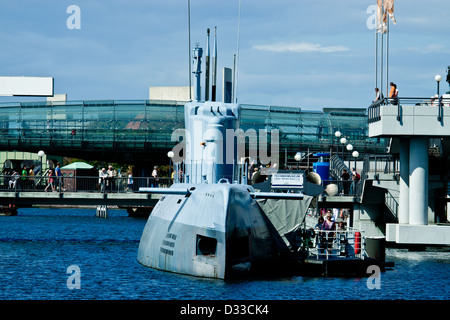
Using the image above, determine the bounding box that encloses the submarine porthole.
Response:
[196,235,217,256]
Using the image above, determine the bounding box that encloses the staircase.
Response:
[329,155,352,181]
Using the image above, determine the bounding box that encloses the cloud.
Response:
[253,41,350,54]
[406,44,450,54]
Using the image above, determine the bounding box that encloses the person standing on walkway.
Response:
[107,165,117,192]
[389,82,398,105]
[55,162,62,191]
[350,167,360,195]
[341,169,350,195]
[151,166,159,187]
[20,166,28,191]
[99,168,107,193]
[29,165,35,190]
[44,170,55,192]
[127,170,133,192]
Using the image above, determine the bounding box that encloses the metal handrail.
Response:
[368,96,450,124]
[307,229,365,260]
[0,175,174,193]
[385,190,399,220]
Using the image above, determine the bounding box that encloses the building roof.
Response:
[61,162,93,170]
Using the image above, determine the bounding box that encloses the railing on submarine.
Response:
[295,227,366,260]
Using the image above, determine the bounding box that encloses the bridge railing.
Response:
[368,96,450,124]
[0,175,174,193]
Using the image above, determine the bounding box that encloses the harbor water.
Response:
[1,208,449,300]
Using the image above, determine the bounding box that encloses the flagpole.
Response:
[375,18,379,93]
[188,0,192,101]
[381,28,384,99]
[386,18,390,97]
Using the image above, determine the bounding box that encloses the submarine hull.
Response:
[137,183,278,279]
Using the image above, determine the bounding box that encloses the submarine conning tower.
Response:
[183,38,241,185]
[183,101,240,184]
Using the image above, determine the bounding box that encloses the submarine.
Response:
[137,42,322,280]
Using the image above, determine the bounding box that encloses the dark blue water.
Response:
[1,208,449,300]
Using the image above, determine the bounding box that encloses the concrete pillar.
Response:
[409,137,428,225]
[398,138,410,224]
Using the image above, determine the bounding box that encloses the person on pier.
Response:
[388,82,398,105]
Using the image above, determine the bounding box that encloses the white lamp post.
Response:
[346,144,353,168]
[435,74,442,106]
[167,151,174,181]
[435,74,442,95]
[294,152,301,170]
[340,137,347,159]
[38,150,45,177]
[352,150,359,171]
[334,131,341,156]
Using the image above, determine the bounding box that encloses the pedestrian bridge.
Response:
[0,99,384,165]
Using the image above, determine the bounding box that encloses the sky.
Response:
[0,0,449,110]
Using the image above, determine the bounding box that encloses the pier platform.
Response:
[386,223,450,246]
[368,97,450,248]
[0,190,161,207]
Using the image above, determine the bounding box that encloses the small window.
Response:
[196,235,217,256]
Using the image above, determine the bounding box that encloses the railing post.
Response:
[438,99,443,122]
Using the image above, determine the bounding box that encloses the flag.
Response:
[382,4,388,33]
[378,0,396,33]
[376,0,384,33]
[384,0,396,25]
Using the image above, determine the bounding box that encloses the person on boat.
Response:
[315,216,325,256]
[337,221,346,231]
[321,213,336,253]
[315,216,324,229]
[322,213,336,233]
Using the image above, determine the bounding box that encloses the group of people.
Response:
[375,81,450,107]
[4,162,173,193]
[6,163,62,192]
[7,165,40,191]
[340,167,360,195]
[99,165,119,193]
[44,162,63,192]
[315,209,349,232]
[314,208,350,255]
[98,165,161,192]
[373,82,398,104]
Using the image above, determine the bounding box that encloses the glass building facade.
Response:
[0,100,386,164]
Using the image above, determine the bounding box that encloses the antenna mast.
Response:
[188,0,192,100]
[234,0,242,103]
[212,26,217,101]
[205,28,210,101]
